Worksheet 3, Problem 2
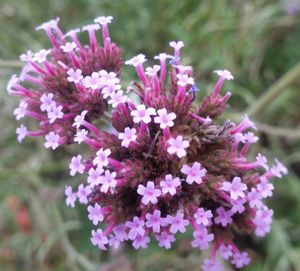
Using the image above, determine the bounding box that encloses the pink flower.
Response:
[44,131,60,150]
[34,49,51,63]
[65,186,77,207]
[108,235,121,250]
[167,135,189,158]
[91,229,108,250]
[125,54,147,67]
[181,162,206,184]
[191,228,214,250]
[7,74,19,94]
[213,69,234,80]
[146,209,167,233]
[166,212,189,234]
[156,232,175,249]
[36,17,59,31]
[60,42,77,52]
[257,176,274,198]
[154,108,176,129]
[169,41,184,50]
[108,90,127,108]
[247,188,263,209]
[77,184,92,204]
[154,53,172,61]
[93,148,111,168]
[176,74,195,87]
[253,207,273,237]
[100,170,117,193]
[47,104,64,123]
[82,24,100,32]
[40,93,55,112]
[221,177,247,200]
[118,127,137,148]
[193,208,213,226]
[231,252,251,268]
[69,155,85,176]
[219,244,233,260]
[202,259,224,271]
[214,207,233,227]
[160,174,181,196]
[94,16,113,25]
[137,181,161,205]
[67,68,83,83]
[20,50,34,62]
[87,166,103,188]
[74,129,88,144]
[132,234,150,249]
[16,124,27,142]
[87,203,104,225]
[126,217,145,240]
[230,198,246,214]
[73,110,88,129]
[13,100,28,120]
[256,153,269,170]
[83,72,103,90]
[145,65,160,77]
[113,224,129,241]
[131,104,156,124]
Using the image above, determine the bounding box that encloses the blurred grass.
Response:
[0,0,300,270]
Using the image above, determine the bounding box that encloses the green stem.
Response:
[247,62,300,117]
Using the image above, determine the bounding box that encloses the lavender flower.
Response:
[8,17,122,149]
[55,37,287,270]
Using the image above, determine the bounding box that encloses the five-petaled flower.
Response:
[137,181,161,205]
[167,135,189,158]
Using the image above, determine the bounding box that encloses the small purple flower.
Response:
[156,232,175,249]
[69,155,85,176]
[87,203,104,225]
[137,181,161,205]
[125,54,147,67]
[87,166,103,187]
[47,104,64,123]
[74,129,88,144]
[257,176,274,198]
[60,42,77,53]
[126,217,145,240]
[16,124,27,142]
[181,162,206,184]
[166,212,189,234]
[67,68,83,83]
[221,177,247,200]
[231,252,251,268]
[34,49,51,63]
[77,184,92,204]
[94,16,113,25]
[118,127,137,148]
[131,104,156,124]
[40,93,55,112]
[154,108,176,129]
[202,258,224,271]
[93,148,111,168]
[73,110,88,129]
[44,131,60,150]
[219,244,233,260]
[132,234,150,249]
[65,185,77,207]
[167,135,189,158]
[145,209,166,233]
[13,100,28,120]
[191,228,214,250]
[194,208,213,226]
[108,90,127,108]
[99,170,117,193]
[160,174,181,196]
[91,229,108,250]
[247,188,263,209]
[214,207,233,227]
[214,69,234,80]
[176,74,195,87]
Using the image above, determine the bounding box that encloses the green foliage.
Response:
[0,0,300,270]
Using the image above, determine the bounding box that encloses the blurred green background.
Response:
[0,0,300,270]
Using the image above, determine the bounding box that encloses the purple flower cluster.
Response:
[9,16,288,270]
[8,16,122,148]
[61,38,288,269]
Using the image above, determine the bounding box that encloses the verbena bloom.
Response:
[69,155,85,176]
[63,39,287,270]
[8,17,122,149]
[44,131,60,149]
[65,186,77,207]
[167,135,190,158]
[137,181,161,205]
[118,127,137,147]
